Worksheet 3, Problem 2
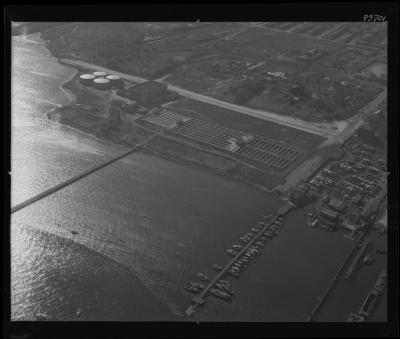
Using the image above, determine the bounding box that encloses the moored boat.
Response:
[210,288,231,301]
[196,273,210,282]
[212,264,223,271]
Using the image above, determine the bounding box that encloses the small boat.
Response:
[226,249,238,256]
[212,264,223,271]
[228,268,240,278]
[210,288,231,301]
[347,313,365,322]
[190,282,204,289]
[71,230,79,235]
[363,252,375,265]
[373,271,386,294]
[217,279,231,286]
[184,284,201,293]
[196,273,210,282]
[215,283,234,295]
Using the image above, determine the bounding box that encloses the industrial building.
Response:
[320,207,338,221]
[79,74,96,85]
[128,81,168,104]
[328,198,347,212]
[93,78,112,90]
[105,74,122,86]
[93,71,108,77]
[341,220,358,232]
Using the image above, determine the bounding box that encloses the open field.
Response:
[42,22,385,123]
[262,22,387,49]
[361,62,387,81]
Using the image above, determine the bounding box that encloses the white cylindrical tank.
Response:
[106,74,122,86]
[79,73,96,85]
[93,78,111,90]
[93,71,108,77]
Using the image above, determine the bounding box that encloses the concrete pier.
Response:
[305,229,368,322]
[11,147,139,214]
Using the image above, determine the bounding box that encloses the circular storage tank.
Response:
[106,74,122,86]
[79,73,96,85]
[93,71,108,77]
[93,78,111,90]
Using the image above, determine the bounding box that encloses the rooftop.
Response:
[328,198,346,211]
[320,207,339,219]
[129,80,167,92]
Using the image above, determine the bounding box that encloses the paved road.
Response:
[333,89,387,144]
[61,58,337,137]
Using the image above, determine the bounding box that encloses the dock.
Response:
[184,202,293,316]
[11,146,140,214]
[306,229,369,322]
[344,237,371,280]
[359,290,379,318]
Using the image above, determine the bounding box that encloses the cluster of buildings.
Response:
[290,134,386,234]
[79,71,122,89]
[79,69,171,105]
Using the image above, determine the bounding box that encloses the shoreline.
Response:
[41,37,284,193]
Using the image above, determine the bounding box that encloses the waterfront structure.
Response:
[128,81,168,104]
[341,220,358,232]
[93,71,108,77]
[320,207,338,221]
[93,78,111,90]
[277,203,293,216]
[79,73,96,85]
[328,198,347,212]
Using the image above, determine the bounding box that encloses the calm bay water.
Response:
[11,33,386,322]
[10,33,280,320]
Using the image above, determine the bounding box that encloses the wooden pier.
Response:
[185,202,294,317]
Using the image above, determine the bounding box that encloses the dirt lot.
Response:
[361,62,387,80]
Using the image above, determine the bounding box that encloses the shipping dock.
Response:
[347,269,386,321]
[359,290,379,318]
[344,237,371,280]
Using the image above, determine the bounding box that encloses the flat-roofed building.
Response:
[320,207,338,221]
[128,81,168,104]
[328,198,347,212]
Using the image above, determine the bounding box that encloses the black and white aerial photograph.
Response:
[4,3,399,339]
